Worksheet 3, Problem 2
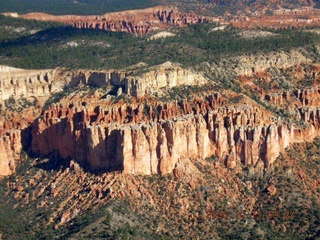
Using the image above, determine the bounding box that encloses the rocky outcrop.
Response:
[0,66,131,105]
[0,66,56,104]
[231,7,320,29]
[0,63,207,105]
[0,130,21,176]
[264,91,291,106]
[0,63,210,176]
[125,62,208,96]
[30,90,320,175]
[2,58,320,177]
[263,86,320,107]
[235,50,312,76]
[0,106,42,177]
[20,7,211,36]
[294,86,320,106]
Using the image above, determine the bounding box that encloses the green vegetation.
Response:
[1,0,319,17]
[0,138,320,239]
[1,20,319,70]
[0,0,159,15]
[4,96,35,112]
[0,15,62,41]
[0,4,320,239]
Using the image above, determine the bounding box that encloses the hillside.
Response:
[1,0,320,16]
[0,1,319,239]
[0,136,319,239]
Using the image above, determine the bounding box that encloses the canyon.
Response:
[0,3,320,239]
[0,62,209,176]
[30,92,320,175]
[1,47,320,177]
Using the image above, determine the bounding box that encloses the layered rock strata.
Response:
[125,62,208,96]
[2,60,320,176]
[0,63,207,104]
[0,64,208,176]
[19,7,211,36]
[0,130,21,175]
[0,108,38,176]
[30,92,320,175]
[264,86,320,107]
[0,66,56,104]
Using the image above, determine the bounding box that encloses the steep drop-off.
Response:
[9,4,320,33]
[0,63,209,176]
[1,48,320,177]
[19,7,211,36]
[30,88,320,175]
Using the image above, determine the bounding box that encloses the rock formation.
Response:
[0,63,209,176]
[231,6,320,29]
[0,130,21,175]
[1,48,320,177]
[19,7,211,36]
[2,55,320,177]
[30,89,320,175]
[0,66,56,104]
[125,62,208,96]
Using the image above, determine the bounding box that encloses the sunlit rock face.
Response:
[19,7,211,36]
[1,57,320,177]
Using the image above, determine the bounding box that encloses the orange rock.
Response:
[30,93,320,175]
[20,7,211,36]
[267,185,277,196]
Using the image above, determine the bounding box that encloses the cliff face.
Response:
[0,66,56,104]
[0,63,209,176]
[230,7,320,29]
[16,4,320,33]
[30,89,320,175]
[0,130,21,175]
[125,62,208,96]
[0,108,39,177]
[2,57,320,176]
[1,50,320,177]
[20,7,211,36]
[234,50,312,76]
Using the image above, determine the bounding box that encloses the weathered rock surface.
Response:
[13,4,320,34]
[0,66,56,104]
[2,55,320,176]
[0,129,21,176]
[30,90,320,175]
[125,62,208,96]
[19,7,211,36]
[230,6,320,29]
[1,45,320,177]
[0,63,208,176]
[235,50,312,76]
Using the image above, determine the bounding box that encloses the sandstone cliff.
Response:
[19,7,211,36]
[30,89,320,175]
[125,62,208,96]
[0,66,56,104]
[0,130,21,175]
[1,45,320,177]
[2,56,320,176]
[0,63,205,104]
[0,63,209,176]
[10,3,320,36]
[231,7,320,29]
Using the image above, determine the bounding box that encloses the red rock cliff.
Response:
[30,91,320,175]
[20,7,211,36]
